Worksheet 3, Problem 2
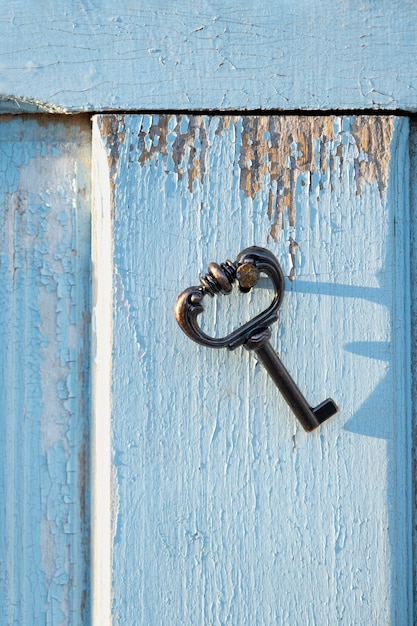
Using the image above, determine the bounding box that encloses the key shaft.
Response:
[246,329,338,432]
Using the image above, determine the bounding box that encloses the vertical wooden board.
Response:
[410,120,417,620]
[93,114,412,624]
[0,116,91,624]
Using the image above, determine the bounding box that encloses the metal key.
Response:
[244,327,338,431]
[174,246,338,432]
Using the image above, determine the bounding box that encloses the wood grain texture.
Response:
[410,121,417,621]
[94,113,412,624]
[1,1,417,113]
[0,116,91,624]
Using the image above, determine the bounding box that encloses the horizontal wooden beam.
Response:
[1,1,417,113]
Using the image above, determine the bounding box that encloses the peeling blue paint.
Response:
[0,116,91,625]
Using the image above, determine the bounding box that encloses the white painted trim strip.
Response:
[91,119,113,625]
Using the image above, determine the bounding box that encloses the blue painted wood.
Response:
[94,114,412,624]
[410,121,417,621]
[1,1,417,113]
[0,116,91,624]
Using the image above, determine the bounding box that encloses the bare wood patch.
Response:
[102,114,394,240]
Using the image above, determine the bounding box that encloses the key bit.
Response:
[174,246,338,432]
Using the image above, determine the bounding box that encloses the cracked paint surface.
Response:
[95,113,412,624]
[1,3,416,112]
[0,115,91,624]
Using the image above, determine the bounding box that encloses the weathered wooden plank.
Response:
[410,121,417,620]
[0,115,91,624]
[93,114,412,624]
[1,1,417,113]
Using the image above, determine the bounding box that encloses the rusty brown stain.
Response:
[351,116,394,196]
[237,116,393,237]
[135,115,211,193]
[105,114,394,240]
[238,117,339,229]
[99,114,126,204]
[0,112,91,131]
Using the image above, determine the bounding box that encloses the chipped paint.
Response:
[288,237,300,282]
[0,94,69,114]
[351,116,394,195]
[100,114,394,241]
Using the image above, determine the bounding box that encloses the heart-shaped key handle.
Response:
[175,247,284,349]
[175,246,338,432]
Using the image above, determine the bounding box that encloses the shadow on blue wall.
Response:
[286,278,394,440]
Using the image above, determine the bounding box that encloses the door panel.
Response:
[93,114,412,624]
[0,115,91,625]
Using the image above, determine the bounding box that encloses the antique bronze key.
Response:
[175,246,338,432]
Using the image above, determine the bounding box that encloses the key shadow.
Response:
[258,276,396,440]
